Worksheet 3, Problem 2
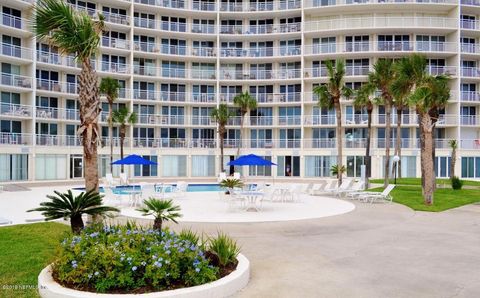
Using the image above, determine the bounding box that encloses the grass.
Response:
[0,222,69,298]
[369,185,480,212]
[369,177,480,187]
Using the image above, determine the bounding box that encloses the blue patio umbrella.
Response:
[228,154,276,166]
[112,154,157,165]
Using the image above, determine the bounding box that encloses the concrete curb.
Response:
[38,254,249,298]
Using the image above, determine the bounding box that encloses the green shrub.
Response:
[53,225,219,293]
[451,176,463,190]
[219,178,243,190]
[179,228,200,247]
[207,232,241,267]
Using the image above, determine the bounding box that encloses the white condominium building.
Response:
[0,0,479,182]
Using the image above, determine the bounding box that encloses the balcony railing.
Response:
[36,106,80,121]
[0,103,32,117]
[133,66,217,80]
[132,138,216,148]
[100,62,130,74]
[220,46,301,57]
[0,43,32,59]
[1,73,32,88]
[220,23,301,35]
[461,67,480,77]
[305,17,457,31]
[102,37,130,50]
[0,132,32,145]
[133,18,217,34]
[304,66,369,78]
[220,69,301,80]
[461,20,479,30]
[36,79,78,94]
[305,0,456,7]
[460,91,480,102]
[461,0,480,5]
[460,115,479,126]
[220,0,301,11]
[2,13,25,30]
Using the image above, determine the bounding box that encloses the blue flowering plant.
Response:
[53,224,228,293]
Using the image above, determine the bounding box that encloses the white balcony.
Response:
[0,73,32,89]
[461,67,480,77]
[220,23,301,35]
[36,79,78,94]
[36,106,80,121]
[0,103,32,118]
[102,37,130,50]
[460,20,479,30]
[1,13,26,31]
[220,69,301,80]
[220,0,301,11]
[132,138,216,148]
[460,91,480,102]
[220,46,301,57]
[304,66,369,78]
[305,0,456,8]
[100,62,130,74]
[133,66,217,80]
[0,132,32,145]
[460,115,479,125]
[0,43,32,60]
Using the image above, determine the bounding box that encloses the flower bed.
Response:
[49,225,239,294]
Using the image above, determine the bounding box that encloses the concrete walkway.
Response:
[162,201,480,298]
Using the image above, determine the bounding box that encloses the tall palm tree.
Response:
[28,190,119,234]
[364,59,396,187]
[211,104,234,173]
[99,77,121,174]
[233,91,257,156]
[354,87,377,187]
[313,60,353,184]
[392,96,407,179]
[34,0,104,192]
[395,54,450,205]
[136,198,182,231]
[448,140,458,178]
[112,108,137,173]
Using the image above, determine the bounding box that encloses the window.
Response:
[0,154,28,181]
[161,16,187,32]
[378,35,411,51]
[134,12,155,29]
[277,156,300,177]
[134,155,158,177]
[160,128,185,147]
[2,35,21,58]
[221,19,243,34]
[220,85,242,102]
[161,83,186,101]
[249,85,273,102]
[279,107,301,125]
[249,41,273,57]
[133,35,155,52]
[280,84,301,102]
[416,35,445,51]
[2,7,22,29]
[134,81,156,100]
[313,37,336,54]
[250,129,272,148]
[162,61,185,78]
[250,107,273,125]
[192,19,215,34]
[279,129,301,148]
[435,156,451,178]
[249,156,272,176]
[461,15,476,29]
[192,85,215,102]
[191,155,215,176]
[249,19,272,34]
[191,63,215,79]
[345,36,369,52]
[134,58,156,76]
[346,156,365,177]
[1,92,20,114]
[35,155,67,180]
[305,156,335,177]
[345,59,369,75]
[250,63,272,79]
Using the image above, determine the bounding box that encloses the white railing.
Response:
[305,0,456,7]
[0,43,32,59]
[460,91,480,102]
[220,23,301,35]
[220,46,301,57]
[0,132,32,145]
[133,66,217,80]
[1,13,25,30]
[132,138,216,148]
[134,42,216,57]
[133,18,217,34]
[220,0,301,11]
[460,115,479,126]
[101,37,130,50]
[0,73,32,88]
[461,139,480,149]
[461,0,480,5]
[0,103,32,117]
[36,79,78,94]
[305,41,456,54]
[304,66,369,78]
[220,69,301,80]
[461,67,480,77]
[100,62,130,74]
[36,106,80,121]
[427,66,457,76]
[305,17,457,31]
[253,93,301,103]
[460,19,479,30]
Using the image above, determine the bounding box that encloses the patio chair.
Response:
[335,180,365,198]
[105,173,119,187]
[227,187,246,210]
[302,183,314,195]
[327,179,353,196]
[172,181,188,198]
[312,180,336,196]
[120,172,129,185]
[141,184,161,201]
[103,187,124,207]
[217,172,227,182]
[233,172,241,180]
[357,184,395,204]
[309,181,327,195]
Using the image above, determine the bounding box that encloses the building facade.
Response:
[0,0,480,182]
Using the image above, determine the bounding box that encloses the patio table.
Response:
[239,191,264,212]
[122,189,142,207]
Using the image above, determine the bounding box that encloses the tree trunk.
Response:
[70,214,84,234]
[365,108,373,189]
[384,97,392,187]
[450,147,456,178]
[335,100,343,185]
[109,101,113,174]
[78,60,100,194]
[120,126,125,173]
[236,113,244,157]
[219,126,225,173]
[395,108,402,179]
[153,217,162,231]
[420,114,435,205]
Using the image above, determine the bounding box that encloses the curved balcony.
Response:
[304,66,369,78]
[134,18,216,35]
[132,138,216,149]
[0,132,32,145]
[1,13,27,31]
[0,103,32,118]
[136,114,186,125]
[36,107,80,121]
[220,0,301,12]
[304,41,457,55]
[133,42,216,57]
[0,43,32,60]
[461,67,480,78]
[0,73,32,89]
[220,46,301,58]
[461,0,480,5]
[133,66,216,80]
[99,62,130,75]
[305,0,456,8]
[460,115,479,126]
[220,69,301,80]
[305,17,457,33]
[36,79,78,95]
[460,19,479,30]
[220,23,301,35]
[134,0,217,12]
[101,37,130,51]
[460,91,480,102]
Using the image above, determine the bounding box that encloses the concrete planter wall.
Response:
[38,254,249,298]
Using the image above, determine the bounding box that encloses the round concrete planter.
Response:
[38,254,249,298]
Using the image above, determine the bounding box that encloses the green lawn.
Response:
[370,178,480,186]
[0,222,69,298]
[369,177,480,187]
[369,185,480,212]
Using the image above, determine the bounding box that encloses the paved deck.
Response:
[155,201,480,298]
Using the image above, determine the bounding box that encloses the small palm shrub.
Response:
[331,164,346,177]
[54,225,218,293]
[451,176,463,190]
[219,178,244,191]
[207,232,241,267]
[136,198,182,231]
[27,190,119,234]
[179,228,200,247]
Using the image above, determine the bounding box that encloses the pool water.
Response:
[74,183,224,194]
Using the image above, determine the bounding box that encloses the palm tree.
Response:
[363,59,396,187]
[211,104,234,173]
[395,54,450,205]
[27,190,119,234]
[233,91,257,156]
[34,0,104,192]
[136,198,182,231]
[392,96,407,179]
[354,87,377,187]
[313,60,353,184]
[99,77,121,174]
[112,108,137,173]
[448,140,458,178]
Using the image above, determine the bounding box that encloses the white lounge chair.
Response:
[105,173,119,187]
[103,187,125,207]
[336,180,365,198]
[218,172,227,182]
[141,184,162,201]
[120,172,129,185]
[312,180,336,196]
[327,179,353,196]
[172,181,188,198]
[309,181,327,195]
[357,184,395,203]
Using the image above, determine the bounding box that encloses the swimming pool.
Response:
[74,183,225,194]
